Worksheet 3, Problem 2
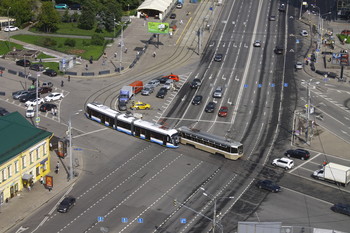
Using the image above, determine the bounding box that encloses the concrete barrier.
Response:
[98,70,110,75]
[65,71,78,76]
[82,72,95,76]
[8,69,17,75]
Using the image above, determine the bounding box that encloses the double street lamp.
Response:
[68,110,82,181]
[7,7,11,49]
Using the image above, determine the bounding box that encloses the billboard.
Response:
[148,22,169,34]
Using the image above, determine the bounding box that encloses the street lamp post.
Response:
[116,22,125,72]
[35,72,40,127]
[7,7,11,50]
[113,18,116,40]
[200,188,234,233]
[68,110,82,181]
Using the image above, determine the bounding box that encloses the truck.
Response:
[118,81,143,103]
[312,163,350,186]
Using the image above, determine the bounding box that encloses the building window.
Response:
[36,166,40,177]
[43,142,47,156]
[22,155,27,169]
[36,148,40,160]
[1,169,7,182]
[15,161,19,173]
[30,152,34,164]
[7,165,12,178]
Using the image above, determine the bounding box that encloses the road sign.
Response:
[97,216,104,222]
[284,83,289,87]
[121,218,128,223]
[271,83,275,87]
[258,84,262,88]
[316,49,320,52]
[209,7,213,11]
[296,39,300,44]
[244,84,248,88]
[74,148,83,151]
[180,218,187,224]
[35,117,40,123]
[137,218,143,223]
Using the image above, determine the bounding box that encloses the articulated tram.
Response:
[86,103,179,148]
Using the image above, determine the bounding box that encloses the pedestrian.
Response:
[40,176,44,184]
[114,52,117,58]
[68,75,70,82]
[28,185,31,191]
[61,80,64,87]
[322,160,328,167]
[48,186,52,192]
[54,108,58,116]
[39,58,42,63]
[153,51,156,57]
[180,19,183,25]
[85,64,88,71]
[51,108,55,115]
[0,70,3,77]
[124,48,128,53]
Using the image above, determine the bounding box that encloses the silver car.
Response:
[147,79,160,88]
[12,90,34,100]
[213,86,223,98]
[141,86,154,96]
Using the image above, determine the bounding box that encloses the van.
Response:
[129,81,143,94]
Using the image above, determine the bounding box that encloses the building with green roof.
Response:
[0,112,52,203]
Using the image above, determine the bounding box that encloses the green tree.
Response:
[78,0,97,30]
[0,0,34,27]
[62,9,70,23]
[36,2,61,33]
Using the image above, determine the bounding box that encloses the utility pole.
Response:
[7,7,11,50]
[68,110,82,181]
[35,73,40,127]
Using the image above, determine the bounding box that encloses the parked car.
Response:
[257,180,281,192]
[218,106,228,117]
[19,92,37,103]
[253,40,261,47]
[341,30,350,36]
[42,82,53,88]
[141,86,154,96]
[40,103,57,112]
[57,196,76,213]
[43,69,57,77]
[30,64,44,71]
[45,92,64,102]
[205,102,216,113]
[38,87,52,94]
[0,107,10,116]
[12,90,33,100]
[192,95,203,105]
[163,79,174,90]
[55,3,69,9]
[331,203,350,216]
[214,54,223,62]
[4,26,19,32]
[69,3,81,10]
[190,78,202,89]
[278,3,286,12]
[170,13,177,19]
[272,157,294,170]
[176,3,183,9]
[118,101,127,111]
[156,87,168,98]
[158,77,169,84]
[25,107,35,118]
[295,62,303,69]
[16,59,31,67]
[131,101,151,110]
[284,149,310,160]
[147,79,160,88]
[25,98,45,107]
[300,30,309,37]
[213,86,223,98]
[274,46,283,54]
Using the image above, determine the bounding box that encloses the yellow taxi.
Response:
[131,101,151,110]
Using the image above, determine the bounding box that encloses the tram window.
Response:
[117,120,131,130]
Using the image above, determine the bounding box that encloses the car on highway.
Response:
[19,92,37,103]
[274,46,283,55]
[213,86,223,98]
[295,62,303,69]
[192,95,203,105]
[272,157,294,170]
[25,107,35,118]
[55,3,68,9]
[57,196,76,213]
[0,107,9,116]
[38,87,52,94]
[40,103,57,112]
[285,149,310,160]
[214,54,223,62]
[190,78,202,89]
[44,92,64,102]
[170,13,177,19]
[218,106,228,117]
[131,101,151,110]
[300,30,308,37]
[30,64,44,71]
[176,3,183,9]
[147,79,160,88]
[43,69,57,77]
[205,102,216,113]
[331,203,350,216]
[257,180,281,192]
[141,86,154,96]
[156,87,168,98]
[4,26,19,32]
[253,40,261,47]
[25,98,45,107]
[269,15,276,21]
[12,90,34,100]
[16,59,31,67]
[163,79,174,90]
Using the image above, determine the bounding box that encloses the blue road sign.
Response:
[138,218,143,223]
[244,84,248,88]
[180,218,187,224]
[296,39,300,44]
[209,7,213,11]
[73,148,83,151]
[323,78,328,82]
[258,84,262,88]
[97,216,104,222]
[316,49,320,52]
[271,83,275,87]
[121,217,128,223]
[284,83,288,87]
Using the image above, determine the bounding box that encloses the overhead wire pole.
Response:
[68,110,82,181]
[35,72,40,127]
[7,7,11,49]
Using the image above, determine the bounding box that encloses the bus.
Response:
[86,103,179,148]
[178,126,243,160]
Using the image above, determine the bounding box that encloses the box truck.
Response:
[312,163,350,186]
[118,81,143,103]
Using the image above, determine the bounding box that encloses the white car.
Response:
[45,92,64,102]
[4,26,19,32]
[25,107,35,118]
[147,79,160,88]
[272,157,294,170]
[253,40,261,47]
[25,98,44,107]
[163,79,174,90]
[300,30,308,37]
[295,62,303,69]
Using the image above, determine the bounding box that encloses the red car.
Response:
[162,74,180,82]
[218,106,228,117]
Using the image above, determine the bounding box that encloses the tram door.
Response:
[145,130,150,140]
[135,126,140,137]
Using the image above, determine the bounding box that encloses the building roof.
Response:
[0,112,53,164]
[137,0,173,12]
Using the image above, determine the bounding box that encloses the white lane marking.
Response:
[282,186,334,205]
[289,153,322,173]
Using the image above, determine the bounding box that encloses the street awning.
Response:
[22,173,33,181]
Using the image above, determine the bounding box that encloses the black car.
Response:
[274,46,283,54]
[57,196,76,213]
[16,59,31,67]
[278,3,286,12]
[192,95,203,105]
[0,107,10,116]
[40,103,57,112]
[29,64,44,71]
[69,3,81,10]
[118,100,127,111]
[190,78,202,89]
[214,54,223,62]
[43,69,57,77]
[158,77,169,84]
[38,87,52,94]
[257,180,281,192]
[205,102,216,113]
[170,13,176,19]
[285,149,310,160]
[156,87,168,98]
[19,92,37,103]
[331,203,350,216]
